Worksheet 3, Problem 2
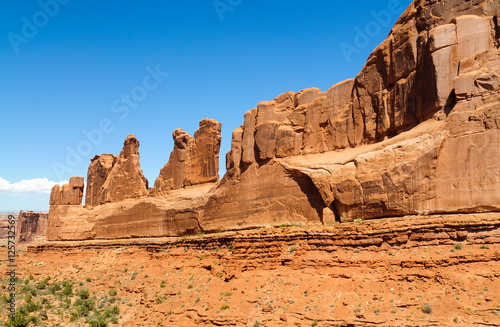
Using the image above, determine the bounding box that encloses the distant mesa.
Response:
[44,0,500,242]
[17,210,48,244]
[0,213,15,239]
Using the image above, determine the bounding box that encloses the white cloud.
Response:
[0,177,68,195]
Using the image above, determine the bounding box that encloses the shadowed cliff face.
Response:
[47,0,500,241]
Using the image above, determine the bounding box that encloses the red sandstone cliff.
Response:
[152,118,222,194]
[16,210,48,244]
[47,121,221,241]
[50,177,84,206]
[203,0,500,229]
[0,213,15,239]
[47,0,500,241]
[95,135,149,205]
[85,153,117,206]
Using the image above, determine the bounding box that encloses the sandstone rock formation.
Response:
[95,135,149,205]
[0,213,15,239]
[225,5,499,164]
[152,119,222,194]
[201,163,324,232]
[16,210,48,244]
[47,183,210,241]
[49,177,84,205]
[85,153,117,206]
[217,0,500,224]
[48,127,219,240]
[47,0,500,241]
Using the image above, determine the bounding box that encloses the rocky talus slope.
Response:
[16,213,500,326]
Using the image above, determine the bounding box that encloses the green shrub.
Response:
[49,281,61,294]
[86,313,108,327]
[73,297,95,318]
[108,289,117,297]
[61,298,71,309]
[37,277,50,290]
[77,289,90,299]
[73,305,91,317]
[422,303,433,314]
[5,310,38,327]
[24,299,42,313]
[61,281,73,296]
[104,305,120,317]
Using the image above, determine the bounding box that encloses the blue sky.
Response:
[0,0,412,211]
